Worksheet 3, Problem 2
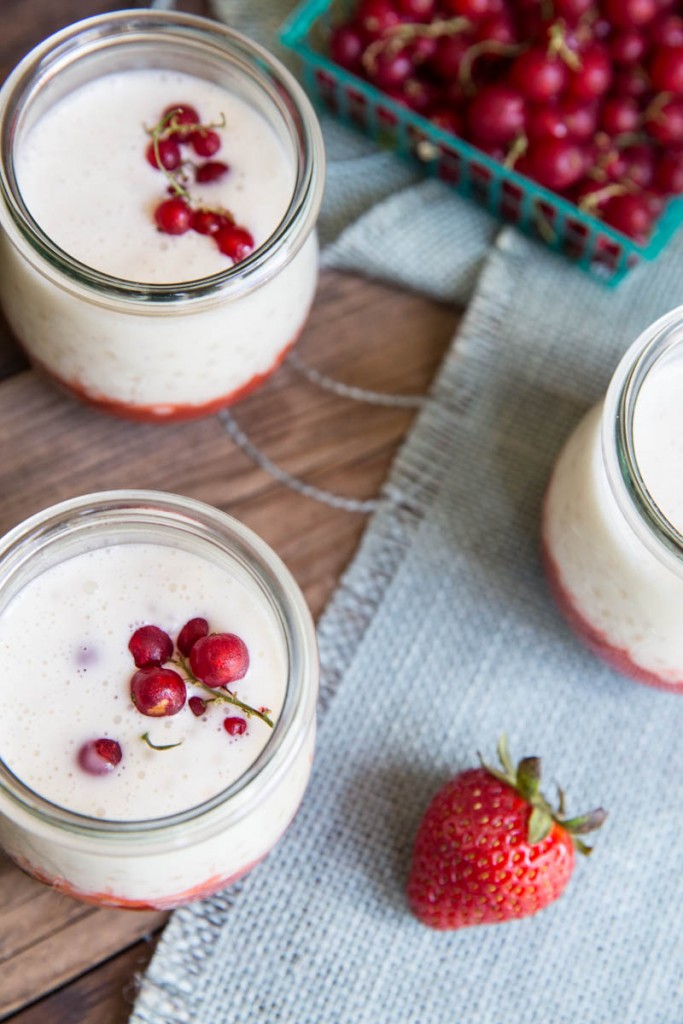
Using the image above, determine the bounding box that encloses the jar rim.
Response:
[0,9,325,307]
[0,490,319,845]
[602,306,683,573]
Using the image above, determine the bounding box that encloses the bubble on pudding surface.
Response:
[75,645,98,667]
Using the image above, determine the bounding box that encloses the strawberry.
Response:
[406,737,606,930]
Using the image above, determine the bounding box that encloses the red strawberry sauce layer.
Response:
[12,851,264,910]
[541,533,683,693]
[29,331,300,422]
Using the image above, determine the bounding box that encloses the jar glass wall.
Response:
[542,308,683,691]
[0,11,325,421]
[0,491,319,909]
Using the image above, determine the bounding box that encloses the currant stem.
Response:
[146,110,228,202]
[362,17,471,72]
[198,681,274,728]
[459,40,528,93]
[140,732,183,751]
[174,654,274,729]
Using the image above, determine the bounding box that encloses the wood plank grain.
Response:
[0,272,458,1022]
[0,1,211,87]
[0,273,456,552]
[8,937,161,1024]
[1,907,166,1019]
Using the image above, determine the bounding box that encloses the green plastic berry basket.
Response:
[280,0,683,285]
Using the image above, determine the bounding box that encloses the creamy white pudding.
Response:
[0,543,287,820]
[0,492,319,908]
[0,12,324,420]
[16,70,294,284]
[542,309,683,690]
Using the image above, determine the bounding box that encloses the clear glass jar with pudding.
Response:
[0,491,318,909]
[0,11,325,421]
[543,307,683,692]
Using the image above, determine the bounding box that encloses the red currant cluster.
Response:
[77,619,272,777]
[330,0,683,242]
[146,103,255,262]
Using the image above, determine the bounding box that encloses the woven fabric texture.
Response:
[131,205,683,1020]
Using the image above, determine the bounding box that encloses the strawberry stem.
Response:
[482,737,607,853]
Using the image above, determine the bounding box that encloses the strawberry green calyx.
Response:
[479,735,607,853]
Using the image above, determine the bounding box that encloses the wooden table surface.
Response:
[0,3,459,1021]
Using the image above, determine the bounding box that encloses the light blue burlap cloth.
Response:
[131,5,683,1022]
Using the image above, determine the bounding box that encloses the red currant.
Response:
[603,0,657,28]
[145,138,182,172]
[191,129,221,158]
[613,65,651,97]
[402,78,439,113]
[560,97,599,140]
[397,0,435,18]
[223,716,248,736]
[408,36,438,65]
[475,13,516,44]
[429,107,465,136]
[527,104,569,141]
[189,695,209,717]
[215,224,255,262]
[368,48,414,89]
[650,45,683,93]
[442,0,503,18]
[511,49,568,102]
[552,0,595,20]
[622,144,656,188]
[357,0,402,38]
[195,160,230,183]
[330,25,365,70]
[177,617,210,655]
[602,192,654,242]
[78,738,122,775]
[191,210,227,235]
[568,44,613,100]
[466,84,526,146]
[651,15,683,48]
[609,30,648,65]
[524,138,588,190]
[131,667,186,717]
[129,625,173,668]
[154,197,192,235]
[656,147,683,193]
[189,633,249,688]
[600,95,641,134]
[645,96,683,145]
[430,35,470,80]
[163,103,200,136]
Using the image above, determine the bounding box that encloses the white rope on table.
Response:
[217,409,384,514]
[286,352,427,410]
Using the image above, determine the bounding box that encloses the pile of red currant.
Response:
[146,103,255,262]
[329,0,683,242]
[77,619,272,776]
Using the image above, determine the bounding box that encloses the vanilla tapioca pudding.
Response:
[543,309,683,691]
[0,492,318,909]
[0,545,286,819]
[16,71,294,285]
[0,11,324,420]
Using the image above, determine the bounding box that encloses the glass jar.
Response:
[542,307,683,692]
[0,11,325,421]
[0,491,318,909]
